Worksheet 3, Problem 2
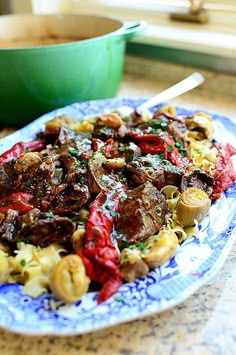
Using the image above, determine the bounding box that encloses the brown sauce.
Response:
[0,36,88,48]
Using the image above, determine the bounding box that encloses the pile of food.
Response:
[0,104,235,303]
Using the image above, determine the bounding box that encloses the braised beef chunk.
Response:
[181,170,214,195]
[17,209,76,247]
[2,143,91,212]
[13,153,59,209]
[0,161,18,197]
[113,181,167,246]
[56,127,92,155]
[109,141,142,162]
[41,183,90,214]
[0,208,76,247]
[57,127,92,152]
[59,152,87,183]
[34,152,90,212]
[0,209,19,242]
[88,152,125,193]
[168,120,187,147]
[92,125,118,140]
[126,154,184,190]
[127,110,144,127]
[57,126,77,145]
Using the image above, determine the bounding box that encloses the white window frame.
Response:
[29,0,236,59]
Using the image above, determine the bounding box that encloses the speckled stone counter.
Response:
[0,56,236,355]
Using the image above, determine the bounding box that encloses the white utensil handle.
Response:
[136,72,205,114]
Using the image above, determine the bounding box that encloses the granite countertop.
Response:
[0,56,236,355]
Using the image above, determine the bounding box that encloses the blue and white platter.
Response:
[0,97,235,336]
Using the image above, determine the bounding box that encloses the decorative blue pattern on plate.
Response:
[0,97,235,335]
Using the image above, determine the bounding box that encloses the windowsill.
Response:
[29,1,236,73]
[67,1,236,72]
[133,23,236,58]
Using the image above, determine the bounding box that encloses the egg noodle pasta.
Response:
[9,243,66,297]
[160,185,180,211]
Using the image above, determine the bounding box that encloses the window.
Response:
[30,0,236,72]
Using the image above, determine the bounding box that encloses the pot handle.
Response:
[119,21,148,41]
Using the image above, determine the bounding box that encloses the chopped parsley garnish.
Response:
[127,152,134,162]
[121,240,130,248]
[24,181,32,187]
[140,183,147,191]
[79,176,87,183]
[155,206,162,212]
[175,140,187,156]
[119,145,129,153]
[116,230,125,238]
[25,236,32,244]
[135,241,146,252]
[110,211,117,217]
[101,175,111,185]
[20,259,27,267]
[128,241,146,252]
[154,120,168,131]
[21,159,28,165]
[122,116,129,122]
[78,159,87,167]
[68,147,81,158]
[0,199,13,207]
[45,212,54,217]
[122,253,129,260]
[120,195,127,202]
[164,163,182,173]
[114,296,125,302]
[157,153,165,162]
[75,219,86,225]
[167,144,173,153]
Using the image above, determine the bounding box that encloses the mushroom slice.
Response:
[141,229,178,269]
[119,248,149,283]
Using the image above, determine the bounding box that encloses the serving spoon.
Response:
[119,72,205,115]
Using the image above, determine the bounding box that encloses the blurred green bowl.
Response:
[0,13,146,126]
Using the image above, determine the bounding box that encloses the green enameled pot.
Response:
[0,13,147,126]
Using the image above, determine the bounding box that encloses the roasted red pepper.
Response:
[133,133,185,167]
[211,143,236,200]
[92,138,105,152]
[103,138,114,158]
[0,192,33,215]
[92,138,113,158]
[77,190,123,303]
[0,140,46,166]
